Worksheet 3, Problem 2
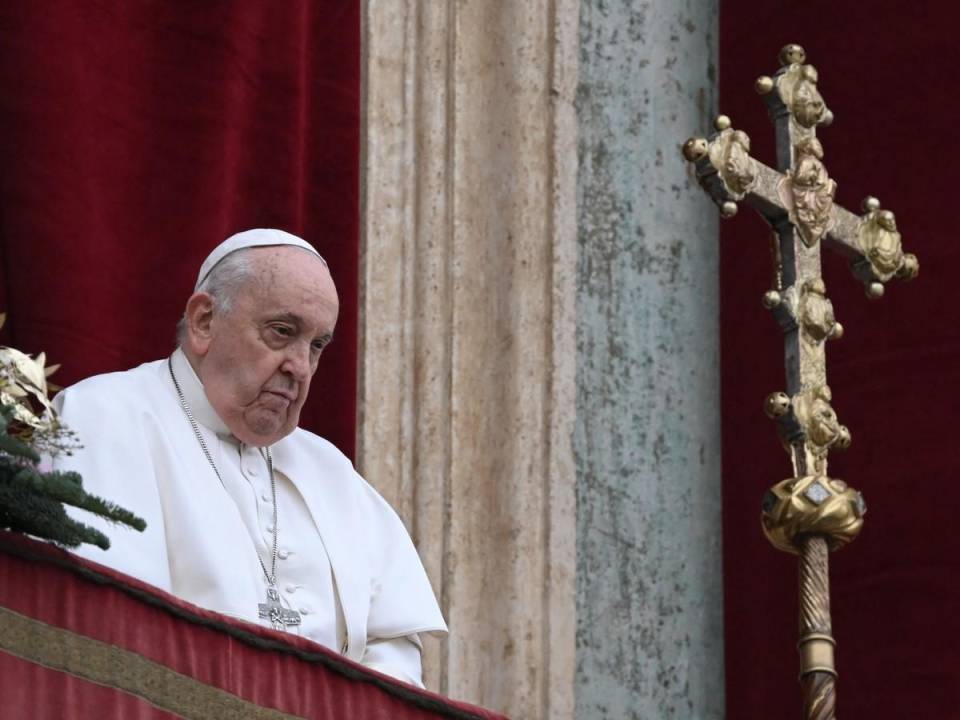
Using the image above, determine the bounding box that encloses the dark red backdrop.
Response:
[0,1,360,458]
[721,3,960,717]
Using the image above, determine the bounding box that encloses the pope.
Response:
[53,228,446,687]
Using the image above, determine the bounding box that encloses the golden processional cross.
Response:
[683,44,918,719]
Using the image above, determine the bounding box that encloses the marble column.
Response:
[360,0,721,718]
[575,1,724,718]
[359,1,578,717]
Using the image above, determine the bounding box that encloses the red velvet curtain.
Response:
[0,533,505,720]
[0,1,359,458]
[721,3,959,717]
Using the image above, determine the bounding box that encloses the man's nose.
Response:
[281,342,311,381]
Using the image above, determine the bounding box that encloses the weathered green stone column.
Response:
[575,2,724,717]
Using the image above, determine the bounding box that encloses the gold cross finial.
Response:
[682,44,918,720]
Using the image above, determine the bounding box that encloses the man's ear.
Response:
[184,293,215,356]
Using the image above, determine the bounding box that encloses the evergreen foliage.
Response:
[0,404,146,549]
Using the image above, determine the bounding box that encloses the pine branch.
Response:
[0,477,111,549]
[0,434,40,463]
[0,354,146,551]
[13,467,146,532]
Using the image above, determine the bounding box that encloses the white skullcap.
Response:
[195,228,326,290]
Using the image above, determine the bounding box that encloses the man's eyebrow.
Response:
[270,312,304,326]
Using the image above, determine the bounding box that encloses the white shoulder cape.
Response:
[52,358,447,662]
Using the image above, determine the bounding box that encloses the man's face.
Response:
[189,247,339,447]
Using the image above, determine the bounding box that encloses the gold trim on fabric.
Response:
[0,606,305,720]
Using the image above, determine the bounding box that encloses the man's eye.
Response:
[311,341,326,353]
[271,326,294,337]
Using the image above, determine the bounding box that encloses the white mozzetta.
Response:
[52,348,446,687]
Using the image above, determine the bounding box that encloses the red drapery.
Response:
[0,1,359,458]
[0,533,506,720]
[721,2,959,717]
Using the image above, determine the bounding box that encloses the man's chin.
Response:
[236,409,294,447]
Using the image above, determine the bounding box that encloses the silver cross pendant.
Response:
[258,586,302,630]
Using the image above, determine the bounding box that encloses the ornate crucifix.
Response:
[683,44,917,719]
[258,586,301,631]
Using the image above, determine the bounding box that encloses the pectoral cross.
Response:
[683,44,917,720]
[258,586,301,630]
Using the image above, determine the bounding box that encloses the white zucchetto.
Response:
[195,228,326,290]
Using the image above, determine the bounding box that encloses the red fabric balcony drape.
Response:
[0,1,359,458]
[0,533,506,720]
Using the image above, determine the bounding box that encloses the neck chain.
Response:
[167,356,300,630]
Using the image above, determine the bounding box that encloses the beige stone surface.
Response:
[359,1,578,717]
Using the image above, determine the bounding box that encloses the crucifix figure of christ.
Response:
[682,44,918,720]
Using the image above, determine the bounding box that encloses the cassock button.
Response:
[247,466,259,476]
[261,492,271,503]
[266,524,275,533]
[285,584,297,594]
[278,549,290,560]
[299,606,311,615]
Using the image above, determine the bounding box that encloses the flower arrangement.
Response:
[0,315,145,548]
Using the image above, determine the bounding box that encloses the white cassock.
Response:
[52,348,446,687]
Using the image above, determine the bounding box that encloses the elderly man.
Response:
[54,229,445,687]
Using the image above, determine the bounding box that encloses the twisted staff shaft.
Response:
[798,536,837,720]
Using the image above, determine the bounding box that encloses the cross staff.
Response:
[682,44,918,720]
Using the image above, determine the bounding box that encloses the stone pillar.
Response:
[359,1,578,717]
[574,2,724,719]
[361,0,722,717]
